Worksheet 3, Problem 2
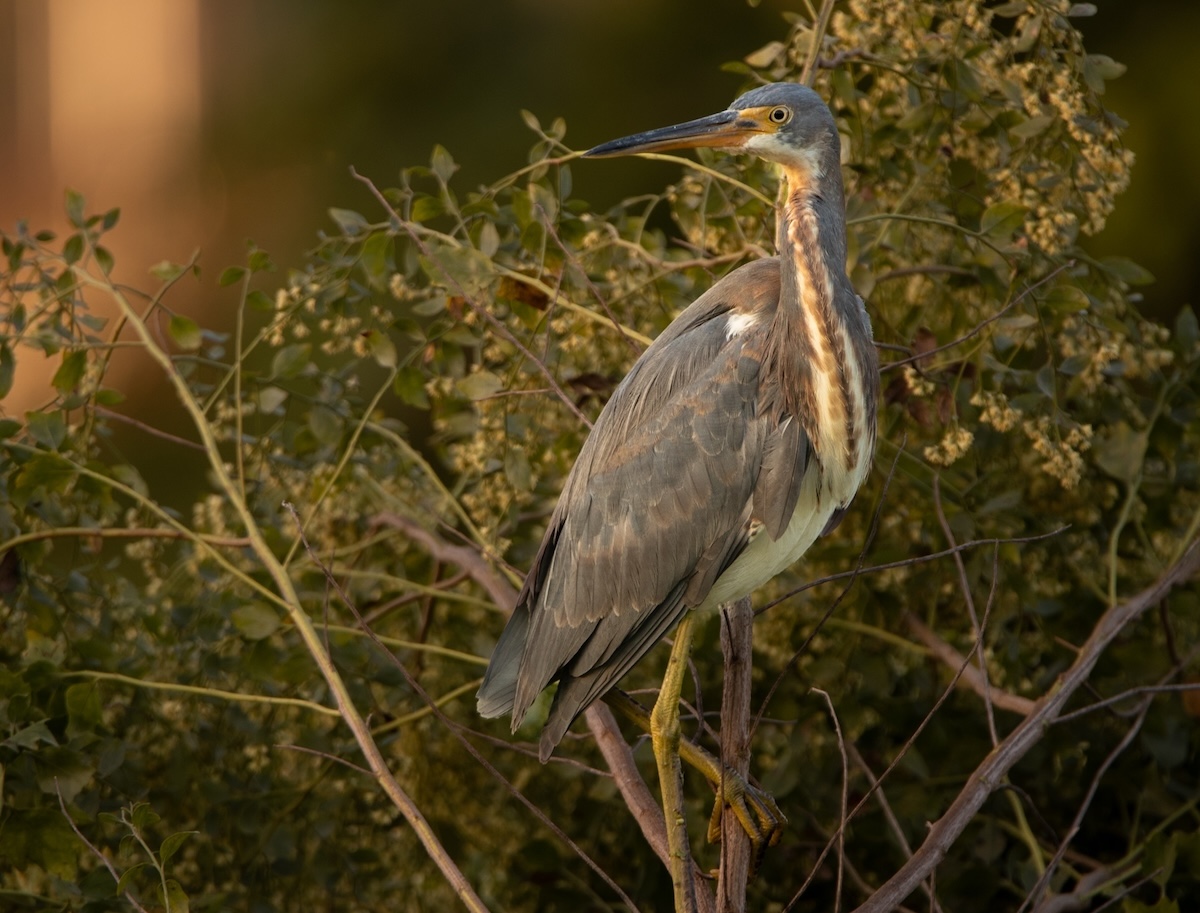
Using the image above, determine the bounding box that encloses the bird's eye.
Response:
[768,106,791,125]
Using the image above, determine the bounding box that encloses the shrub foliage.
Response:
[2,2,1198,911]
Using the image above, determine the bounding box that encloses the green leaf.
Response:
[0,343,14,398]
[360,231,393,286]
[160,830,199,865]
[63,233,84,265]
[10,452,76,507]
[1035,362,1057,397]
[5,720,58,750]
[219,266,246,287]
[1174,305,1197,348]
[1100,256,1154,285]
[94,245,114,275]
[163,878,191,913]
[151,260,186,281]
[111,463,150,498]
[1041,285,1090,313]
[168,314,203,350]
[744,40,785,68]
[65,188,86,226]
[410,195,444,222]
[458,370,503,401]
[1010,114,1055,140]
[308,404,343,445]
[1143,832,1178,887]
[130,802,160,830]
[420,242,494,297]
[246,289,273,312]
[477,220,500,258]
[256,385,288,413]
[329,207,369,236]
[116,862,150,896]
[25,410,67,450]
[394,366,430,408]
[0,418,21,439]
[431,144,457,183]
[504,447,532,491]
[102,207,121,230]
[51,350,87,394]
[232,604,280,640]
[65,682,103,738]
[980,200,1027,237]
[364,329,397,368]
[271,343,311,379]
[1094,421,1147,482]
[247,247,273,273]
[1082,53,1126,93]
[34,745,94,802]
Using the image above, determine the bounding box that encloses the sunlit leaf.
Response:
[232,604,280,640]
[329,207,369,236]
[168,314,202,350]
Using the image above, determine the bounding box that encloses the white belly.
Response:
[698,454,865,613]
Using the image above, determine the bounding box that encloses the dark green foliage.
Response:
[2,4,1199,911]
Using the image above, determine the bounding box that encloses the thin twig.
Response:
[800,0,839,87]
[846,743,944,913]
[812,689,849,913]
[758,526,1068,615]
[56,780,151,913]
[932,475,999,746]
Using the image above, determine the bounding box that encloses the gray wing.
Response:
[476,258,809,757]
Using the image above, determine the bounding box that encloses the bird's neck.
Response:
[769,158,876,478]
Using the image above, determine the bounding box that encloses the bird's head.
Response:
[584,82,838,173]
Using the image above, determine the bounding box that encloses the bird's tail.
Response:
[475,604,530,721]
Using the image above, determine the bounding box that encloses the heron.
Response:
[476,82,877,892]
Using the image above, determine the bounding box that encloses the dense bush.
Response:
[2,2,1198,911]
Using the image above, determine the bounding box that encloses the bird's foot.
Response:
[703,765,786,870]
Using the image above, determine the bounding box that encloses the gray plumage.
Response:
[476,83,877,761]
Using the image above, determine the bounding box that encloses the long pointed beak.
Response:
[584,109,757,158]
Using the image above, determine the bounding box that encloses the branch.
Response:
[716,597,754,913]
[852,538,1200,913]
[587,705,717,913]
[902,613,1036,716]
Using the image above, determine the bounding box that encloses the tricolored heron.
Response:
[477,82,877,892]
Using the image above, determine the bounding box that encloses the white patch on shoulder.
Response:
[725,311,758,339]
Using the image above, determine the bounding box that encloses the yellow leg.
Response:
[604,690,786,864]
[650,613,698,913]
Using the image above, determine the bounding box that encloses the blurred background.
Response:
[2,0,1197,413]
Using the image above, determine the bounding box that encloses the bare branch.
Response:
[903,612,1036,716]
[717,597,754,913]
[371,511,518,610]
[851,539,1200,913]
